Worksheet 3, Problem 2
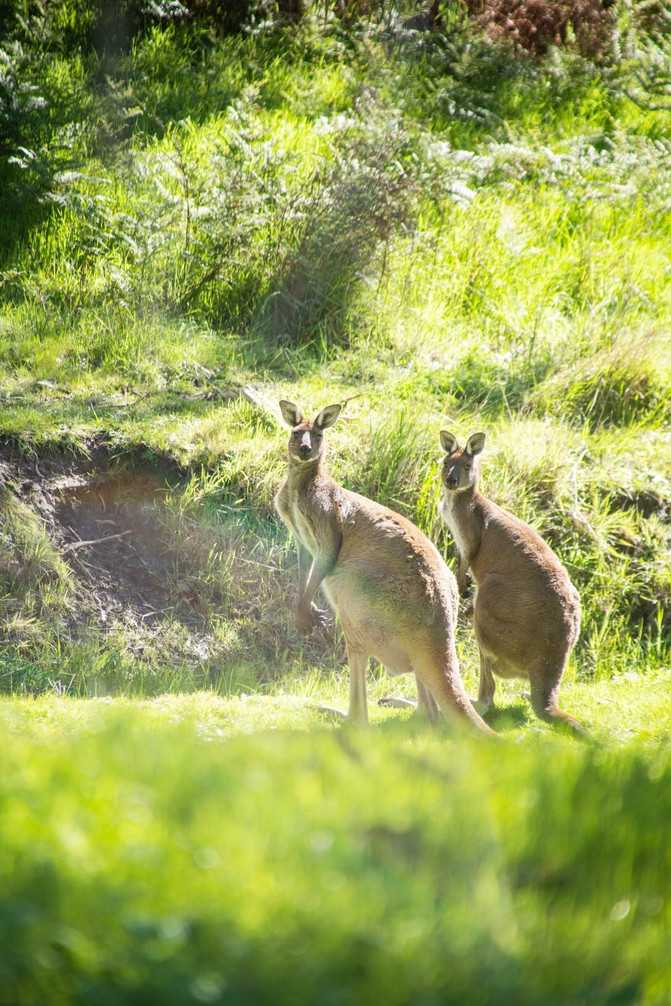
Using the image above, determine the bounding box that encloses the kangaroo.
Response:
[274,400,494,735]
[439,430,585,736]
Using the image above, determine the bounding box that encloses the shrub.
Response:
[0,35,54,213]
[613,0,671,113]
[0,1,279,57]
[465,0,614,57]
[254,108,420,347]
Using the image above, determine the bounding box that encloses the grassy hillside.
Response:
[1,2,670,697]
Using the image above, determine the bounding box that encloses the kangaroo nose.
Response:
[299,444,311,458]
[446,474,458,489]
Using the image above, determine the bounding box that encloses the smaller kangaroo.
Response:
[274,400,494,734]
[439,430,585,736]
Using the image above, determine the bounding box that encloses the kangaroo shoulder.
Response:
[347,490,442,559]
[342,490,404,530]
[302,476,341,517]
[485,500,535,543]
[488,501,567,572]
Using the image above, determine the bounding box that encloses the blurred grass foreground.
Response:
[1,702,670,1006]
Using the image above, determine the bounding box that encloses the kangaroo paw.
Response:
[311,703,347,720]
[378,696,417,710]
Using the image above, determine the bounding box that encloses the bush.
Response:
[0,1,277,57]
[465,0,614,57]
[254,107,421,347]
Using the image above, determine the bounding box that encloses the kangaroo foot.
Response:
[546,710,591,740]
[311,703,347,720]
[378,696,416,710]
[379,696,438,722]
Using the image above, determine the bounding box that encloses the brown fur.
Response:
[274,402,494,734]
[439,431,585,736]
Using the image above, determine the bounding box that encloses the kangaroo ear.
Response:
[279,400,303,428]
[465,432,486,456]
[440,430,459,455]
[314,403,342,430]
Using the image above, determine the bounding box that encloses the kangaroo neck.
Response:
[445,484,485,561]
[287,455,326,492]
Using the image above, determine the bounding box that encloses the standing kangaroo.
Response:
[439,430,585,735]
[274,400,494,734]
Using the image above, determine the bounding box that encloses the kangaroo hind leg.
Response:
[529,671,589,739]
[346,640,369,726]
[473,652,496,716]
[417,679,440,722]
[378,677,439,723]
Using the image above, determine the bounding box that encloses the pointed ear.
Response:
[465,432,486,456]
[440,430,459,455]
[279,400,303,428]
[314,403,342,430]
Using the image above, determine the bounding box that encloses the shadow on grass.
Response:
[487,701,532,733]
[372,698,531,741]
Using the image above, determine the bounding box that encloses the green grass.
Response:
[1,694,671,1005]
[5,669,671,743]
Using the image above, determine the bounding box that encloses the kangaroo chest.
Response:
[285,496,322,556]
[291,507,319,555]
[440,495,481,568]
[441,499,468,560]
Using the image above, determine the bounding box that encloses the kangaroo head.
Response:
[279,401,342,464]
[440,430,485,492]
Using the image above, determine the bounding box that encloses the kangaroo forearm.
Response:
[297,543,312,594]
[457,558,470,594]
[300,554,337,609]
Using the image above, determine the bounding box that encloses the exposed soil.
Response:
[56,470,185,625]
[0,442,193,626]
